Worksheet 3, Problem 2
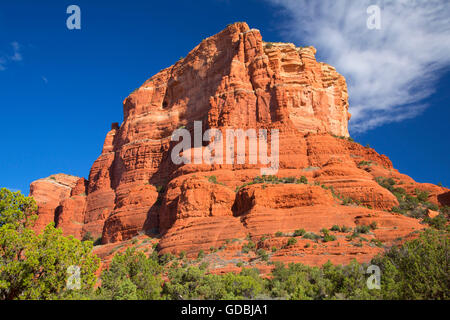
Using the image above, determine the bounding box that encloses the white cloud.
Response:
[0,57,6,71]
[267,0,450,132]
[10,41,22,62]
[0,41,23,71]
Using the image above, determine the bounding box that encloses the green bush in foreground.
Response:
[97,248,163,300]
[371,229,449,300]
[0,188,99,300]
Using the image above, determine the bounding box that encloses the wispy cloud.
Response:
[267,0,450,133]
[0,57,6,71]
[10,41,22,62]
[41,76,48,84]
[0,41,23,70]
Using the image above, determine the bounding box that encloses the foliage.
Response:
[2,189,447,300]
[241,241,256,254]
[0,188,37,229]
[286,238,297,247]
[256,249,269,261]
[355,225,371,234]
[235,175,308,192]
[330,225,340,232]
[82,232,93,242]
[0,188,99,300]
[371,229,449,299]
[332,134,354,143]
[302,232,321,241]
[97,248,163,300]
[293,229,306,237]
[207,175,217,184]
[322,234,337,243]
[162,266,265,300]
[197,250,205,259]
[375,177,441,220]
[423,214,450,231]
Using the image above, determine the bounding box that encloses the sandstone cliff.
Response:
[30,23,449,268]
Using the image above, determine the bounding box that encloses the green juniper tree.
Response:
[0,188,100,300]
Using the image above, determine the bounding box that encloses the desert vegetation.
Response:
[1,188,448,300]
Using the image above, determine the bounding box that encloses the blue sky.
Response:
[0,0,449,194]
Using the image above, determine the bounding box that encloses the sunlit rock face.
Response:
[29,23,448,267]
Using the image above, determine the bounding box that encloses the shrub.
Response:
[330,225,340,232]
[415,189,429,202]
[286,238,297,247]
[257,249,269,261]
[241,241,256,254]
[355,225,370,234]
[207,175,218,184]
[293,229,306,237]
[426,202,439,211]
[423,214,449,231]
[377,178,441,219]
[370,239,383,247]
[158,253,175,265]
[98,248,162,300]
[275,231,284,237]
[376,177,396,191]
[342,197,353,206]
[197,250,205,259]
[297,176,308,184]
[322,234,337,242]
[0,188,100,300]
[303,232,321,241]
[82,232,94,242]
[371,229,449,299]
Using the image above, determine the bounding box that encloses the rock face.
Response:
[30,174,81,234]
[29,23,448,267]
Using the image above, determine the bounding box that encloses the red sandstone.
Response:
[29,23,448,269]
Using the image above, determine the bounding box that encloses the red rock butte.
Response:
[30,23,449,269]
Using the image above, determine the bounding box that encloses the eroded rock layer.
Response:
[29,23,448,268]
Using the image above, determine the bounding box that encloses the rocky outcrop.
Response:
[30,174,80,233]
[30,23,448,268]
